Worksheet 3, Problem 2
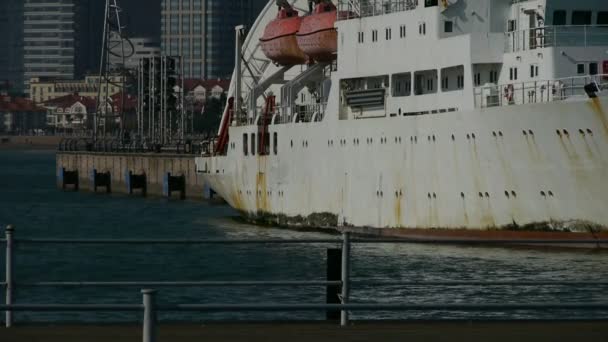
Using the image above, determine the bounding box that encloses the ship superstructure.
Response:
[196,0,608,237]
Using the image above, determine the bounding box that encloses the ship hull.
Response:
[197,98,608,239]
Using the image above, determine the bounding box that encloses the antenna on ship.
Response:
[94,0,135,144]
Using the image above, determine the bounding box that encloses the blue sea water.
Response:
[0,149,607,323]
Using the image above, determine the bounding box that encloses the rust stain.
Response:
[524,137,540,162]
[408,143,418,227]
[256,171,269,212]
[582,138,595,159]
[232,192,244,211]
[564,136,581,162]
[589,97,608,136]
[461,198,469,226]
[394,195,402,227]
[470,140,494,228]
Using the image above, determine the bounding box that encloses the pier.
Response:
[56,151,207,200]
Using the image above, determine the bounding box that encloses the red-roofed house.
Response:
[42,94,97,131]
[178,79,230,103]
[0,96,47,133]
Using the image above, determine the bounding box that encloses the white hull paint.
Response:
[196,0,608,237]
[198,98,608,232]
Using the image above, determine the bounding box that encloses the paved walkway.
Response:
[1,321,607,342]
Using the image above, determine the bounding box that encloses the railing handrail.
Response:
[475,73,608,92]
[505,24,608,52]
[506,24,608,33]
[474,73,608,108]
[2,238,607,245]
[3,280,608,288]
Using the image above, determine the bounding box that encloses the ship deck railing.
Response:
[234,103,328,127]
[1,224,608,340]
[505,25,608,53]
[474,74,608,109]
[336,0,417,21]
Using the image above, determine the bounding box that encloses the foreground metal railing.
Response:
[2,224,608,341]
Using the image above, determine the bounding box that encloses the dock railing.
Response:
[2,224,608,342]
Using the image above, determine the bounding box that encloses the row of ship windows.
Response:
[234,127,594,159]
[240,132,278,156]
[357,22,429,44]
[237,127,594,155]
[347,66,496,97]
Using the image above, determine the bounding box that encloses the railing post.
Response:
[5,225,14,328]
[142,289,157,342]
[340,232,351,327]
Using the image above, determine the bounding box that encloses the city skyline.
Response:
[1,0,265,95]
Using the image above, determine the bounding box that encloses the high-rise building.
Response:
[0,0,24,94]
[160,0,267,79]
[22,0,102,94]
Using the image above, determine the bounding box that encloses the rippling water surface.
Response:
[0,150,606,322]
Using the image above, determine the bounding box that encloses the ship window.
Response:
[489,70,498,83]
[440,66,464,92]
[418,22,427,35]
[372,30,378,42]
[553,10,566,26]
[572,11,592,25]
[507,20,516,32]
[385,28,392,40]
[392,73,411,97]
[251,133,256,155]
[265,133,270,155]
[414,70,438,95]
[590,62,598,75]
[400,25,406,38]
[509,67,518,81]
[474,73,481,86]
[577,63,586,74]
[358,32,364,43]
[425,0,438,7]
[530,64,539,78]
[243,133,248,156]
[599,12,608,25]
[444,21,453,33]
[273,132,278,155]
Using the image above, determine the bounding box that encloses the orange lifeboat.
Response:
[296,2,338,62]
[260,8,308,65]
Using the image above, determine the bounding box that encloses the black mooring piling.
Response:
[59,168,79,191]
[90,169,111,193]
[126,170,147,197]
[163,173,186,200]
[326,248,342,321]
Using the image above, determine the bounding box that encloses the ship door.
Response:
[415,74,425,95]
[525,10,537,49]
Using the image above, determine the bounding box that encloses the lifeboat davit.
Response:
[296,2,338,62]
[260,8,308,65]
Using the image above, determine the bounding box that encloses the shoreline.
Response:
[0,135,62,151]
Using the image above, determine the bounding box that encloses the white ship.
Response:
[196,0,608,239]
